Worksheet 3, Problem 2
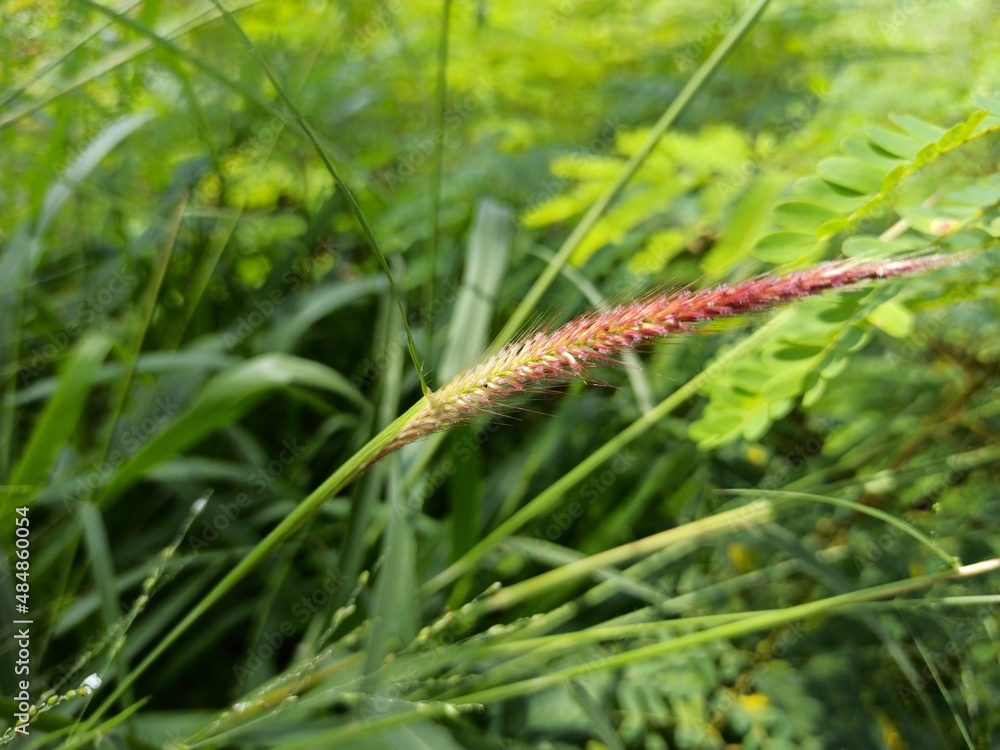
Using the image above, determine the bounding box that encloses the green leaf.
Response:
[772,201,838,233]
[689,409,744,448]
[439,198,513,380]
[841,137,902,169]
[816,157,884,194]
[771,344,824,362]
[867,300,914,338]
[819,355,848,379]
[792,176,867,213]
[752,231,826,264]
[801,371,827,407]
[814,218,850,237]
[742,403,772,441]
[866,127,923,159]
[762,368,809,400]
[888,113,946,142]
[841,235,918,258]
[879,163,910,193]
[839,327,871,353]
[945,181,1000,206]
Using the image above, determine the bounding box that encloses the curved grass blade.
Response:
[207,0,429,394]
[0,0,264,130]
[491,0,774,351]
[84,396,430,728]
[97,354,368,508]
[425,0,454,360]
[7,333,114,509]
[721,488,960,569]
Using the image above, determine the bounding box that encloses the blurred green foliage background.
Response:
[2,1,1000,748]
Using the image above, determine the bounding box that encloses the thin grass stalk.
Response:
[446,559,1000,707]
[206,0,429,393]
[469,496,795,617]
[725,488,958,567]
[284,559,1000,744]
[85,398,427,727]
[426,0,454,370]
[491,0,773,351]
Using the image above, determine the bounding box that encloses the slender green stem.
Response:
[449,559,1000,707]
[722,488,960,569]
[470,496,795,616]
[297,558,1000,743]
[426,0,453,373]
[85,396,428,726]
[207,0,429,393]
[490,0,773,351]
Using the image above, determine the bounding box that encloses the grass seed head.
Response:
[381,254,956,457]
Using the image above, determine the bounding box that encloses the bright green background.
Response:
[2,1,1000,748]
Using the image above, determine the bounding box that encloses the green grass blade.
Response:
[96,353,367,507]
[722,488,961,569]
[6,333,114,510]
[471,497,795,616]
[78,502,132,706]
[85,393,430,727]
[447,561,1000,708]
[438,198,512,380]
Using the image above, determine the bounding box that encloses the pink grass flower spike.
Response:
[383,254,958,457]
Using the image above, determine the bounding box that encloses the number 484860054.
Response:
[14,507,29,600]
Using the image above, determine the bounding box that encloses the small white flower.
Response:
[82,674,103,692]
